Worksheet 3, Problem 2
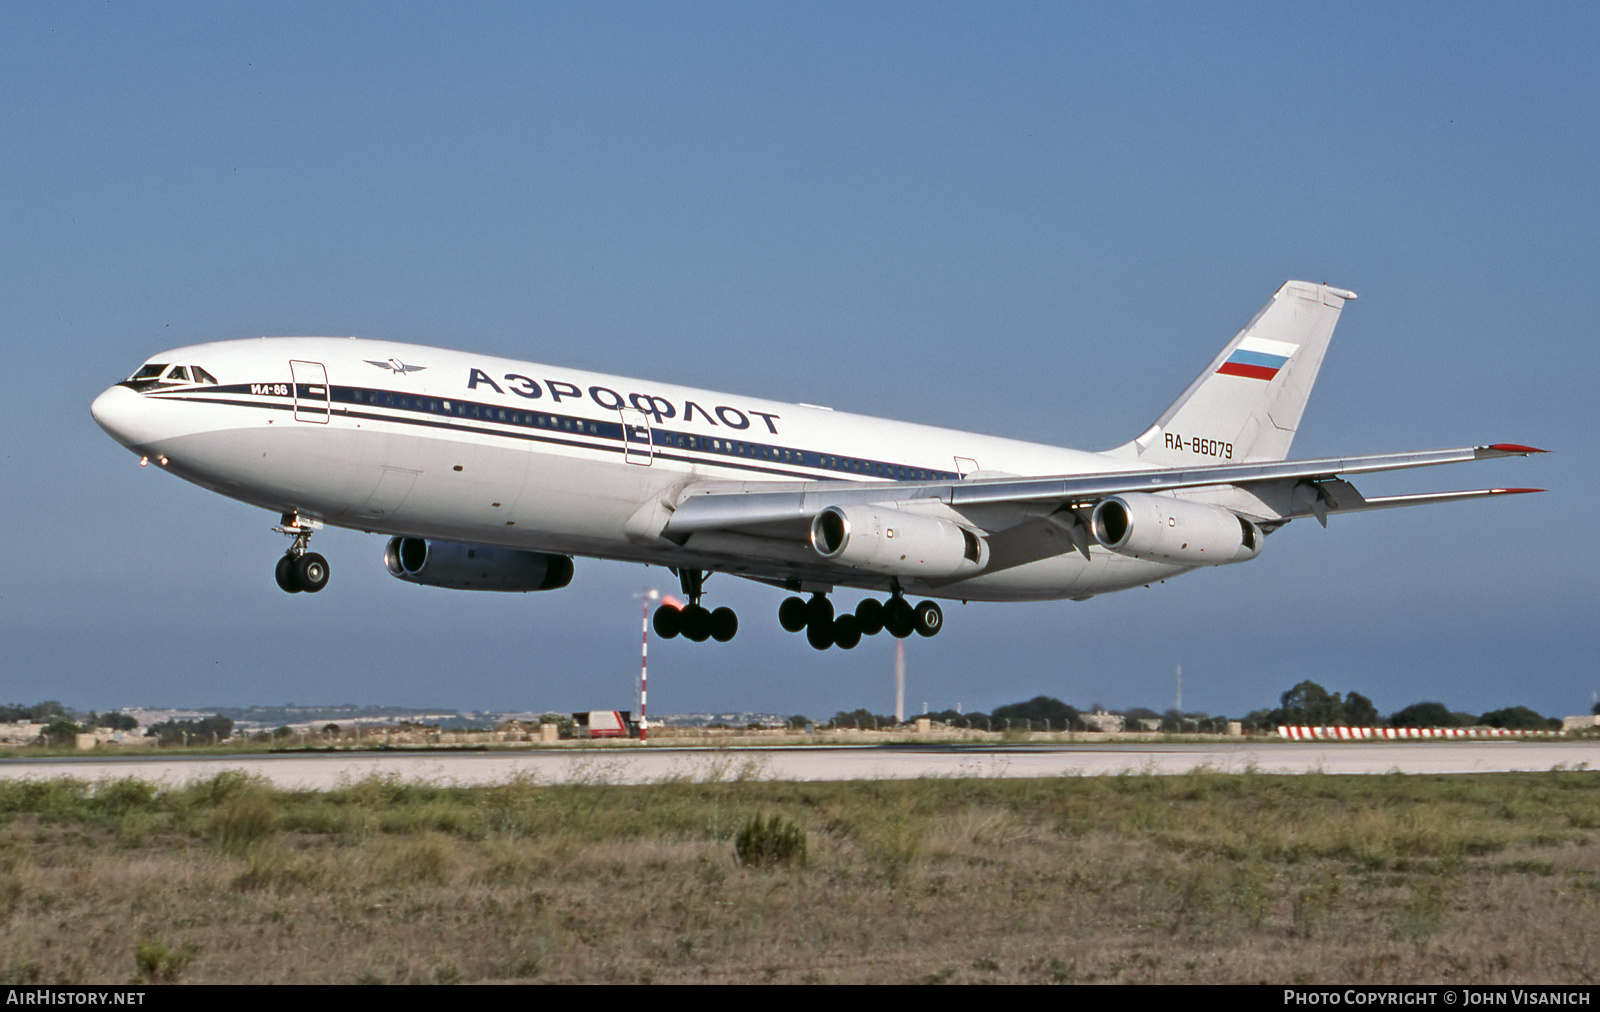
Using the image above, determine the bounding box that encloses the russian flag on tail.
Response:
[1217,336,1297,381]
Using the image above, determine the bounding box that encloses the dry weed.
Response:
[0,771,1591,982]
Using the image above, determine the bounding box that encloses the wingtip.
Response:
[1492,488,1546,495]
[1480,443,1549,457]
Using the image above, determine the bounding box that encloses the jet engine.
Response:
[1090,493,1262,566]
[383,537,575,591]
[810,504,987,579]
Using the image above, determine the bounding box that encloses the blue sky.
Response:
[3,2,1594,721]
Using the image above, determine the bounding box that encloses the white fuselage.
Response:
[91,336,1189,602]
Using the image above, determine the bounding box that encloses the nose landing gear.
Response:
[272,512,329,594]
[777,590,943,650]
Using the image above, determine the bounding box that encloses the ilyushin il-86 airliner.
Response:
[91,281,1543,651]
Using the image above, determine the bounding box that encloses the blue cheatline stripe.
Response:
[147,383,962,484]
[1224,349,1290,369]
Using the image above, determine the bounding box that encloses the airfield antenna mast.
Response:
[895,640,906,724]
[637,589,659,743]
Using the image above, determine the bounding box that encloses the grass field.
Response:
[0,767,1595,984]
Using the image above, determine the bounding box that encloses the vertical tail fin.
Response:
[1110,280,1356,465]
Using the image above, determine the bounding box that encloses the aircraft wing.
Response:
[661,443,1545,537]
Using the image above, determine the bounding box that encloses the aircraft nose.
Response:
[91,384,147,450]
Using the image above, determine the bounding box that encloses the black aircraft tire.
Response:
[682,605,712,642]
[833,615,862,650]
[885,597,915,638]
[710,607,739,642]
[854,598,885,636]
[913,600,943,637]
[805,621,834,651]
[778,596,809,633]
[275,555,302,594]
[653,604,682,639]
[805,595,834,629]
[294,553,330,593]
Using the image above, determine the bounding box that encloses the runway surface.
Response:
[0,740,1595,789]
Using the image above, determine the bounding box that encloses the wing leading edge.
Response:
[661,443,1546,537]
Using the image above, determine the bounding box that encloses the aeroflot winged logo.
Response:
[365,358,427,375]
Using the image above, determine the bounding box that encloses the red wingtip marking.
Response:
[1489,443,1548,454]
[1493,488,1545,494]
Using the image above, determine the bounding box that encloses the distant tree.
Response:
[198,715,233,741]
[147,721,180,746]
[830,708,894,729]
[322,723,341,738]
[1112,707,1160,731]
[1480,706,1558,731]
[1342,692,1380,727]
[0,701,71,724]
[1390,701,1448,727]
[1251,682,1382,728]
[1390,702,1479,728]
[1277,681,1345,726]
[40,719,83,746]
[785,715,812,730]
[1162,709,1212,732]
[922,709,984,726]
[992,696,1081,731]
[1240,709,1276,732]
[86,712,139,731]
[148,714,234,746]
[1592,700,1600,717]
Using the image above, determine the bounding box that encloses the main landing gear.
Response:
[653,569,738,643]
[272,512,329,594]
[654,573,945,651]
[778,591,942,651]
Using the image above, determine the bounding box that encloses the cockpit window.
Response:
[131,364,167,381]
[167,365,190,382]
[192,366,219,384]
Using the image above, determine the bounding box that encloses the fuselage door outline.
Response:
[620,407,652,466]
[290,360,330,424]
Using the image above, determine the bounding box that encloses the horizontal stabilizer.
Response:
[1319,487,1544,516]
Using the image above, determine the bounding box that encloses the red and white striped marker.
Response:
[1277,725,1555,741]
[639,592,653,743]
